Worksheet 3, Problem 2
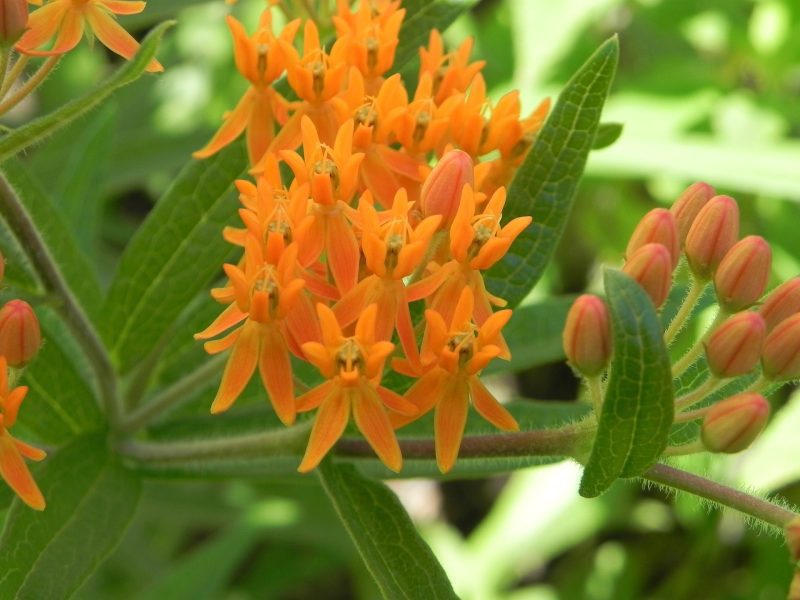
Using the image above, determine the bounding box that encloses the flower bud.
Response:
[684,195,740,280]
[0,0,27,46]
[670,182,715,246]
[701,392,769,454]
[622,243,673,308]
[626,208,680,269]
[786,516,800,562]
[420,150,474,227]
[0,300,40,366]
[562,295,611,377]
[704,312,766,378]
[759,278,800,332]
[714,236,772,313]
[762,313,800,380]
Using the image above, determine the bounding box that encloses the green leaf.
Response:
[592,122,624,149]
[0,22,172,163]
[18,308,102,443]
[0,435,141,599]
[485,295,576,375]
[0,159,104,321]
[579,269,674,498]
[102,141,248,372]
[486,36,619,308]
[317,460,458,600]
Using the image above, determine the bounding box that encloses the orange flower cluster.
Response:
[196,0,547,474]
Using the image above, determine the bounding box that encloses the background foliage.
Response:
[3,0,800,598]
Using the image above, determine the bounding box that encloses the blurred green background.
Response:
[5,0,800,598]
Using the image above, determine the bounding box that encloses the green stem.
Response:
[0,172,122,426]
[0,56,60,116]
[118,355,226,435]
[664,276,705,345]
[675,376,720,410]
[0,48,10,100]
[674,405,710,423]
[671,309,728,377]
[643,463,798,529]
[587,375,604,415]
[0,54,28,98]
[662,440,704,456]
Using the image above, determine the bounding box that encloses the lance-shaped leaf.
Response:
[0,22,172,163]
[0,435,141,598]
[486,36,619,308]
[317,461,458,600]
[579,268,674,498]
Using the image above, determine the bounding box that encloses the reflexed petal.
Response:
[391,369,446,429]
[194,91,254,159]
[210,322,260,414]
[421,309,448,364]
[43,8,84,55]
[195,303,247,340]
[0,431,45,511]
[13,439,46,461]
[286,293,322,348]
[15,1,67,51]
[326,212,360,294]
[1,386,27,428]
[259,327,295,425]
[353,386,402,472]
[297,379,336,412]
[203,328,241,355]
[100,1,146,15]
[246,91,275,164]
[377,386,417,416]
[405,262,453,302]
[332,277,372,329]
[469,377,518,431]
[395,297,420,368]
[298,390,350,472]
[434,377,470,473]
[86,8,163,71]
[355,304,378,346]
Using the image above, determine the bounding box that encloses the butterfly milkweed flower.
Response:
[296,303,417,473]
[0,356,46,510]
[396,287,519,473]
[16,0,163,72]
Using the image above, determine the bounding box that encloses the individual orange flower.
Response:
[419,29,484,105]
[282,117,363,293]
[333,188,441,367]
[194,11,300,164]
[296,303,417,473]
[16,0,162,72]
[0,356,46,511]
[394,287,518,473]
[415,184,531,330]
[195,233,318,425]
[332,0,405,94]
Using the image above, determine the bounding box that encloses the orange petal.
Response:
[2,385,27,428]
[246,90,275,164]
[297,379,336,412]
[13,438,46,462]
[297,389,350,473]
[286,293,322,348]
[332,277,372,329]
[469,377,518,431]
[391,369,446,429]
[406,262,453,302]
[195,303,247,340]
[0,431,45,511]
[435,377,470,473]
[451,286,474,330]
[100,1,146,15]
[316,303,344,349]
[43,8,84,55]
[301,341,334,377]
[395,296,420,368]
[86,8,162,71]
[355,304,378,346]
[259,327,296,425]
[377,386,418,416]
[210,322,260,414]
[194,90,254,159]
[326,212,360,294]
[353,385,402,472]
[204,328,241,355]
[15,1,67,52]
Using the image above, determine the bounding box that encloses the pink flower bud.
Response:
[626,208,680,269]
[786,516,800,562]
[685,195,740,280]
[701,392,769,454]
[670,182,715,246]
[562,294,611,377]
[714,236,772,312]
[420,150,474,227]
[704,312,766,378]
[762,313,800,380]
[0,0,27,46]
[759,278,800,332]
[0,300,40,367]
[622,243,673,308]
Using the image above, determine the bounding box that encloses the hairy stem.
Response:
[0,172,122,426]
[118,355,226,434]
[664,276,706,345]
[0,54,29,97]
[643,463,798,529]
[671,309,728,377]
[0,56,60,116]
[586,375,604,415]
[0,49,10,99]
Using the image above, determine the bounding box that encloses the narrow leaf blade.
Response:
[0,435,141,599]
[317,461,458,600]
[579,269,673,498]
[486,36,619,307]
